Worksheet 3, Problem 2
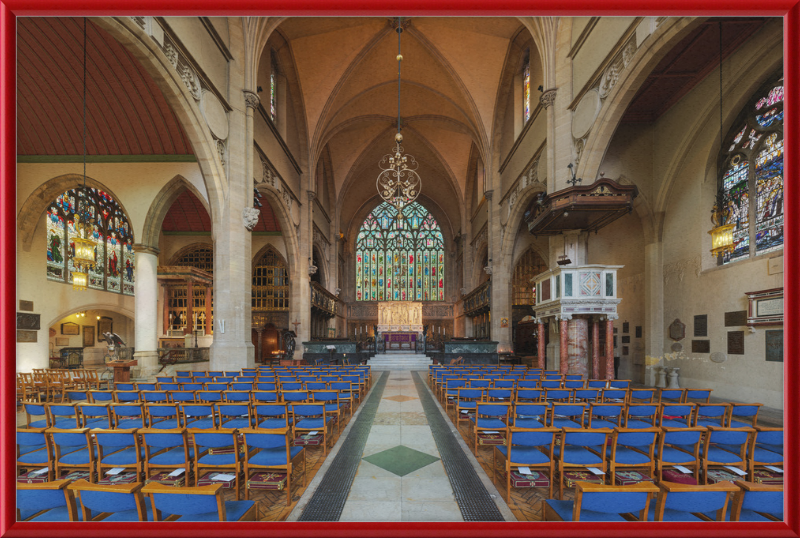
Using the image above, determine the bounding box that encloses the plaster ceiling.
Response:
[17,17,193,156]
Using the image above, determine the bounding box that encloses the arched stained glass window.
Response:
[356,201,445,301]
[523,55,531,122]
[719,75,783,264]
[46,187,135,295]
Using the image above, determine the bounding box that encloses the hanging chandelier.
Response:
[708,21,734,259]
[71,18,97,291]
[376,18,420,220]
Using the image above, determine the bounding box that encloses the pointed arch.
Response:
[141,175,210,251]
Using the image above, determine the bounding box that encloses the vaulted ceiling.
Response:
[162,189,281,233]
[17,17,193,156]
[275,17,526,234]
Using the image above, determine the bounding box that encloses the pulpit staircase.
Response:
[367,353,433,371]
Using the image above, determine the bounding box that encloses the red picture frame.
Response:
[2,3,798,538]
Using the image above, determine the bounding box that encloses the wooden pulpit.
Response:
[111,360,137,383]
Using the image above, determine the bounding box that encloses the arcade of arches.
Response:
[16,16,784,412]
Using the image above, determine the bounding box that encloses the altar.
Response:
[384,332,417,351]
[377,301,423,333]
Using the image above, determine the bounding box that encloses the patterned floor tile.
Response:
[362,445,441,477]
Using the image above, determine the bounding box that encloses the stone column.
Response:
[255,327,264,364]
[204,285,212,335]
[132,245,160,378]
[643,232,664,386]
[559,317,569,375]
[540,89,558,193]
[567,318,589,378]
[605,317,615,379]
[592,319,600,379]
[537,319,546,369]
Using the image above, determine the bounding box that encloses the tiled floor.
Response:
[338,370,463,522]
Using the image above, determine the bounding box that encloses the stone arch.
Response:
[92,17,226,225]
[47,303,135,330]
[252,242,289,271]
[470,241,490,290]
[18,173,134,252]
[500,180,548,257]
[576,18,702,183]
[254,184,299,282]
[311,244,328,289]
[141,175,210,251]
[169,242,214,266]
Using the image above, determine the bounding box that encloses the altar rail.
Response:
[311,281,338,317]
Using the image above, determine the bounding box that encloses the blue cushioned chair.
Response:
[658,388,685,403]
[749,427,783,481]
[292,403,333,456]
[229,383,253,392]
[656,426,705,483]
[683,388,712,403]
[241,428,305,505]
[115,383,135,391]
[65,390,90,403]
[88,390,115,403]
[94,428,143,478]
[181,403,217,430]
[256,382,278,391]
[196,390,223,403]
[179,383,204,392]
[587,380,608,389]
[190,428,243,499]
[471,402,511,456]
[455,388,483,426]
[68,479,152,521]
[517,380,539,390]
[146,403,183,429]
[281,382,303,391]
[254,403,291,429]
[17,427,52,480]
[512,403,548,429]
[78,403,112,429]
[650,481,739,521]
[46,403,81,429]
[494,427,558,500]
[544,481,660,521]
[330,382,356,417]
[282,390,310,404]
[544,389,572,403]
[142,482,255,521]
[549,403,586,429]
[23,401,49,429]
[624,404,659,429]
[141,391,170,404]
[113,390,141,403]
[46,427,96,482]
[694,403,730,428]
[629,388,656,403]
[140,428,193,482]
[587,403,624,429]
[564,380,584,389]
[17,479,81,522]
[156,376,175,383]
[312,390,342,436]
[702,426,753,483]
[540,380,562,389]
[659,403,695,428]
[730,480,782,521]
[728,403,763,428]
[253,390,280,403]
[487,388,513,403]
[555,428,612,499]
[609,427,659,481]
[218,403,252,429]
[608,380,630,389]
[601,389,628,404]
[110,403,145,429]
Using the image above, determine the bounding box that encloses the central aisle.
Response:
[291,369,513,522]
[338,370,461,522]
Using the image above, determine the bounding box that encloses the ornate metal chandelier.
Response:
[71,18,97,291]
[376,18,420,219]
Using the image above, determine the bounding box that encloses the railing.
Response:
[310,281,338,318]
[463,280,491,316]
[157,347,210,365]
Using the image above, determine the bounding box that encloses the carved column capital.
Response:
[540,88,558,109]
[484,189,493,201]
[132,243,160,256]
[243,90,260,110]
[307,190,317,202]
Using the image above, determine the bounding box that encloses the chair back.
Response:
[253,391,280,402]
[142,483,225,521]
[577,482,659,519]
[17,480,74,521]
[656,482,738,519]
[69,480,148,521]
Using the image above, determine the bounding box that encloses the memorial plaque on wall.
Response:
[19,300,33,311]
[17,330,37,343]
[669,319,686,341]
[635,326,642,338]
[694,315,708,337]
[691,340,710,353]
[621,336,630,344]
[765,330,783,362]
[724,310,747,327]
[16,313,40,330]
[623,322,629,333]
[727,331,745,355]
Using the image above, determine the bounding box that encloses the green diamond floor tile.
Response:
[362,445,440,477]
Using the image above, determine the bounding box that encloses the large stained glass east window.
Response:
[46,187,135,295]
[719,76,783,264]
[356,201,445,301]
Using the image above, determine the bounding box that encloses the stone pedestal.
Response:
[133,246,160,379]
[665,367,681,389]
[655,366,667,388]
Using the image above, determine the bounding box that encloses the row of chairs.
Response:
[542,479,782,522]
[18,426,312,505]
[24,397,352,444]
[18,369,110,403]
[487,424,782,501]
[447,397,762,431]
[18,477,258,521]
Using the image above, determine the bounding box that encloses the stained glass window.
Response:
[719,77,783,264]
[523,61,531,122]
[356,201,445,301]
[270,72,276,121]
[46,187,134,295]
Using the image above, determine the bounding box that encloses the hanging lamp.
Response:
[71,17,97,290]
[376,17,420,221]
[708,22,735,258]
